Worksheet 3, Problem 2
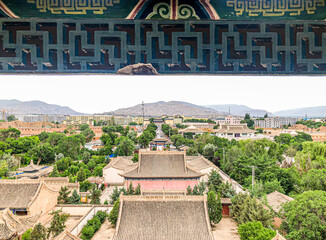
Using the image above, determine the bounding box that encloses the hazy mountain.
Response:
[108,101,227,117]
[206,104,273,117]
[274,106,326,117]
[0,99,83,115]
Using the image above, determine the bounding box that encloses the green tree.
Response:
[238,221,276,240]
[207,170,222,193]
[108,199,120,227]
[82,151,91,164]
[81,128,95,143]
[115,137,135,156]
[77,168,86,182]
[281,191,326,240]
[21,229,32,240]
[230,193,274,228]
[30,223,47,240]
[135,184,141,195]
[49,165,60,177]
[110,186,120,204]
[127,181,134,195]
[0,127,21,141]
[7,115,16,122]
[202,143,218,160]
[186,185,192,195]
[56,135,84,159]
[303,169,326,191]
[79,124,90,132]
[89,185,101,204]
[69,189,81,204]
[207,191,222,224]
[57,186,71,204]
[48,210,69,237]
[30,143,55,164]
[0,160,9,177]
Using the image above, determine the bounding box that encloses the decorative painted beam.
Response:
[0,19,326,74]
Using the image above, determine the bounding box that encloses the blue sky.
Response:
[0,75,325,114]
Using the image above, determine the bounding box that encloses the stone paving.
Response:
[212,218,240,240]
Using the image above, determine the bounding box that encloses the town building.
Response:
[120,152,204,191]
[149,137,172,150]
[0,178,78,217]
[254,117,299,128]
[63,115,143,126]
[215,116,242,125]
[213,124,255,139]
[113,194,214,240]
[103,152,244,193]
[179,125,206,136]
[103,156,137,186]
[84,139,104,151]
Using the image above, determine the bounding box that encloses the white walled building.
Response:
[254,117,299,128]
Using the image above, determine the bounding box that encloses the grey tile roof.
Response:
[0,182,41,209]
[120,153,203,178]
[113,195,214,240]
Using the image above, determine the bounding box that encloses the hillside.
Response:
[108,101,226,117]
[274,106,326,117]
[0,99,83,115]
[206,104,273,117]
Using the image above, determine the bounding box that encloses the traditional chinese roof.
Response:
[113,195,214,240]
[179,125,205,133]
[17,166,53,179]
[120,152,203,179]
[54,230,82,240]
[186,155,214,171]
[150,137,172,144]
[103,156,136,171]
[271,232,287,240]
[213,124,255,134]
[266,191,294,213]
[0,208,37,239]
[17,160,43,172]
[0,182,41,209]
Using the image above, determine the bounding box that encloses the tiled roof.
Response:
[0,182,41,208]
[103,156,136,171]
[266,191,294,213]
[54,230,81,240]
[213,124,255,134]
[0,208,36,239]
[113,195,214,240]
[120,152,203,178]
[179,125,205,133]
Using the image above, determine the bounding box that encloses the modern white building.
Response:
[254,117,299,128]
[215,116,242,125]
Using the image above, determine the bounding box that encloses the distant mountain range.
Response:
[274,106,326,117]
[0,99,83,115]
[1,99,325,118]
[108,101,227,117]
[206,104,273,117]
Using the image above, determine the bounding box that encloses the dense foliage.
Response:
[281,191,326,240]
[80,211,108,240]
[238,221,276,240]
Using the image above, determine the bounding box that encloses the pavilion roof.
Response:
[120,152,203,179]
[113,195,214,240]
[18,160,44,172]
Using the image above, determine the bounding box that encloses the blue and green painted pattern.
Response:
[0,0,326,20]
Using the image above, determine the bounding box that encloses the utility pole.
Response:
[247,166,257,192]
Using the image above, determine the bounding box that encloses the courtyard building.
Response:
[113,194,214,240]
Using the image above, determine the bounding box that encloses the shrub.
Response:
[108,199,120,226]
[96,210,108,224]
[238,221,276,240]
[81,226,95,240]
